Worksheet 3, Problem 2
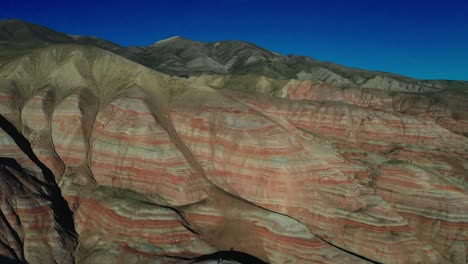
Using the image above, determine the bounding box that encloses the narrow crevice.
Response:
[0,209,22,261]
[0,157,47,189]
[313,235,381,264]
[140,200,201,236]
[0,255,23,264]
[0,114,77,238]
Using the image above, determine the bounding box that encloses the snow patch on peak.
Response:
[153,36,183,45]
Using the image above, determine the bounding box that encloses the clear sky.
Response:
[2,0,468,80]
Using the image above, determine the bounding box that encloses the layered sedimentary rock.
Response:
[0,162,76,263]
[170,90,467,263]
[223,94,468,263]
[0,43,467,264]
[90,88,208,206]
[183,189,370,264]
[276,79,468,136]
[74,187,216,263]
[0,121,76,263]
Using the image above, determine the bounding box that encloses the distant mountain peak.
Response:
[152,36,185,45]
[1,18,467,89]
[0,18,29,29]
[0,18,24,24]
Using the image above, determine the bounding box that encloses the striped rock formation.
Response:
[0,121,76,263]
[90,88,208,206]
[189,75,468,137]
[182,188,369,264]
[0,45,466,263]
[276,79,468,137]
[0,162,73,263]
[170,90,467,263]
[74,186,216,263]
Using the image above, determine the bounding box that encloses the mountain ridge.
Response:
[1,19,467,92]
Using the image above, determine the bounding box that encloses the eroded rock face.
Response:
[169,91,467,263]
[0,162,76,263]
[0,119,76,263]
[74,186,216,263]
[90,88,208,206]
[0,45,467,264]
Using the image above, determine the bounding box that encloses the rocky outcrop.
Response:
[361,76,441,92]
[73,186,216,263]
[90,88,208,206]
[182,189,369,264]
[296,67,354,88]
[0,115,76,263]
[0,159,77,263]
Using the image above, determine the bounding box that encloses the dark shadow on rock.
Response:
[0,255,23,264]
[0,157,28,172]
[0,157,48,187]
[0,114,76,236]
[191,250,268,264]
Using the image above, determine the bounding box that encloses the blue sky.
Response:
[2,0,468,80]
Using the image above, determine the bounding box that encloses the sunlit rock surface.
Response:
[0,42,467,264]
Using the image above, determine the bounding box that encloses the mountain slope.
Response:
[0,19,73,47]
[1,19,467,93]
[0,43,466,263]
[0,44,366,263]
[0,19,467,263]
